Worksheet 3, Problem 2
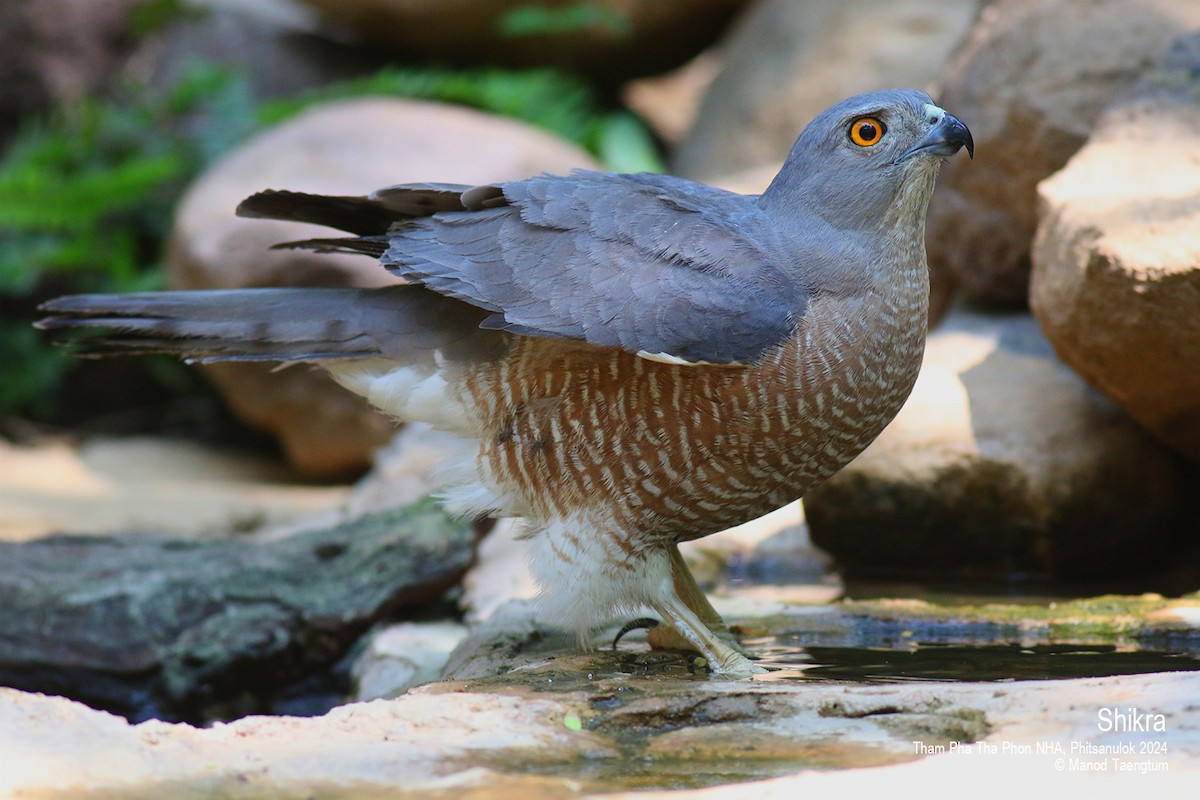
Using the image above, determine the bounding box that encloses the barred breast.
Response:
[461,269,928,551]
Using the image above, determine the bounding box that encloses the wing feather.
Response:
[377,171,804,364]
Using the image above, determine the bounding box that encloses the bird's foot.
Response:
[614,615,752,654]
[641,619,746,655]
[707,648,766,678]
[645,601,765,677]
[645,623,763,676]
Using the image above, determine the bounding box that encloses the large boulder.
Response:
[168,98,599,476]
[295,0,752,84]
[1031,35,1200,462]
[672,0,977,181]
[804,311,1189,580]
[925,0,1200,307]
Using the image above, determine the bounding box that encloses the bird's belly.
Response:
[467,328,922,543]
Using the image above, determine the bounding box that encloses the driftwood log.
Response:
[0,497,474,722]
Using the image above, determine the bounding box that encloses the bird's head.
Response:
[761,89,972,230]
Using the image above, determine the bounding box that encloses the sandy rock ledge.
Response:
[3,668,1196,798]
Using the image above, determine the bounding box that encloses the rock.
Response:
[4,658,1199,796]
[1031,35,1200,462]
[180,362,398,480]
[295,0,752,84]
[706,164,784,196]
[351,621,469,700]
[0,0,142,135]
[0,686,615,798]
[0,436,348,542]
[461,518,539,626]
[168,97,599,476]
[0,496,474,722]
[442,599,558,681]
[672,0,977,181]
[803,310,1189,580]
[925,0,1200,307]
[346,422,478,517]
[621,52,721,146]
[5,522,1198,797]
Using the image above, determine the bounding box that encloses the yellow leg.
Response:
[646,545,762,676]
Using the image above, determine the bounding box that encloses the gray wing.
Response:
[381,172,803,365]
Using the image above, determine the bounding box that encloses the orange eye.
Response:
[849,116,886,147]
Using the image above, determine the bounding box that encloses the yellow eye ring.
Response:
[849,116,886,147]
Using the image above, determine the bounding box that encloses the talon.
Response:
[612,617,660,650]
[709,650,767,677]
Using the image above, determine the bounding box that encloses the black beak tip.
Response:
[951,114,974,160]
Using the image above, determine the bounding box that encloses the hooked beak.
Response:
[896,111,974,163]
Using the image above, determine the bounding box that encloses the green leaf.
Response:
[593,112,665,174]
[0,154,182,232]
[498,3,633,38]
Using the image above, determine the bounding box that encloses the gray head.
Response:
[759,89,972,230]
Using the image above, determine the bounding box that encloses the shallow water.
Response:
[594,640,1200,684]
[749,640,1200,683]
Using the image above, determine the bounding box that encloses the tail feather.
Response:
[269,237,389,258]
[37,285,501,365]
[235,191,402,235]
[38,183,517,366]
[235,182,498,235]
[235,183,504,259]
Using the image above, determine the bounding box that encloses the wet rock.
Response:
[0,496,473,722]
[925,0,1200,307]
[295,0,751,84]
[803,310,1188,580]
[5,563,1198,796]
[168,97,598,476]
[4,665,1198,797]
[446,587,1200,686]
[1031,34,1200,462]
[352,621,469,701]
[443,599,561,681]
[673,0,977,182]
[0,685,614,798]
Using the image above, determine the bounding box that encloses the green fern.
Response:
[0,63,254,416]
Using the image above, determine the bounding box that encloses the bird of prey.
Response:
[39,89,972,676]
